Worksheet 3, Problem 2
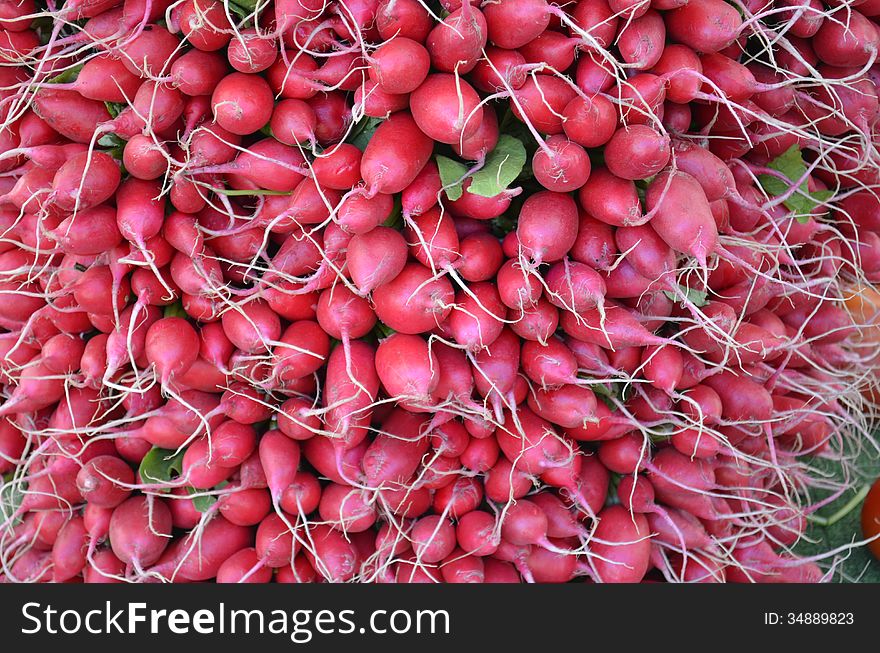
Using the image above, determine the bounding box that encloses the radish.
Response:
[109,496,172,569]
[361,111,434,194]
[410,74,484,145]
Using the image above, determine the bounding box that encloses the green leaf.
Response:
[138,447,185,485]
[794,452,880,583]
[0,478,24,525]
[383,195,403,229]
[757,145,832,221]
[163,301,187,319]
[436,155,467,201]
[467,135,526,198]
[227,0,260,21]
[664,285,709,307]
[46,62,84,85]
[187,484,226,513]
[348,116,383,151]
[373,322,397,339]
[104,102,125,119]
[98,133,124,148]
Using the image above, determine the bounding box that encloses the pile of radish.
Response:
[1,0,879,584]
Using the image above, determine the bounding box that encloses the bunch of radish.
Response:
[0,0,879,584]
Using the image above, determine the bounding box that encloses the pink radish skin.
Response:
[665,0,743,54]
[426,5,488,74]
[376,0,432,41]
[369,37,431,94]
[217,548,273,583]
[578,167,644,227]
[411,515,457,563]
[482,0,550,49]
[470,47,528,93]
[109,496,172,568]
[589,505,652,583]
[447,283,507,351]
[646,170,718,266]
[302,526,359,583]
[517,191,579,264]
[211,73,274,136]
[323,341,380,450]
[532,135,591,192]
[410,73,484,145]
[51,151,121,212]
[372,262,454,334]
[144,317,199,384]
[376,333,440,411]
[528,384,597,429]
[545,260,607,313]
[362,410,430,489]
[32,89,111,143]
[361,111,434,194]
[604,126,671,181]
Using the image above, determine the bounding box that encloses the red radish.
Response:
[32,89,111,143]
[447,283,507,351]
[155,516,253,581]
[578,167,644,227]
[51,151,120,212]
[362,410,430,489]
[517,191,579,264]
[512,75,578,135]
[410,74,484,145]
[227,28,278,73]
[369,37,430,94]
[109,496,172,568]
[372,262,454,334]
[426,5,488,74]
[376,0,432,41]
[665,0,743,54]
[361,111,434,194]
[376,333,440,410]
[52,516,88,582]
[532,136,591,192]
[646,170,718,266]
[217,548,273,583]
[470,47,528,93]
[211,73,274,136]
[617,9,666,69]
[144,317,199,384]
[589,505,651,583]
[411,515,456,563]
[604,126,671,181]
[76,455,134,508]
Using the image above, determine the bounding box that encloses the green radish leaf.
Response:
[664,285,709,307]
[436,155,468,201]
[383,195,403,229]
[373,322,397,339]
[98,133,125,149]
[189,491,217,513]
[467,135,526,198]
[46,62,84,84]
[187,482,227,512]
[0,478,24,525]
[138,447,185,486]
[163,301,187,319]
[227,0,261,21]
[348,116,383,151]
[104,102,125,119]
[757,145,832,222]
